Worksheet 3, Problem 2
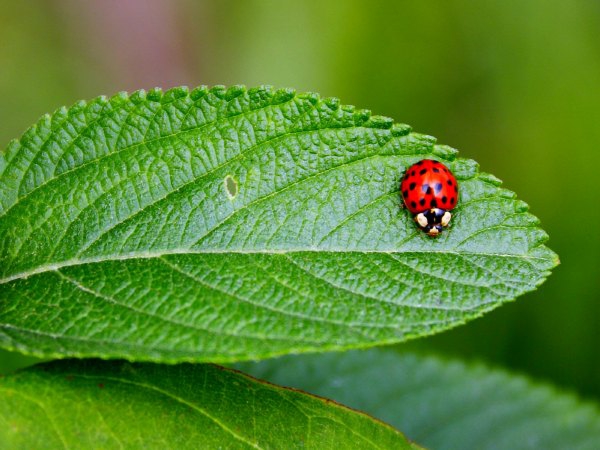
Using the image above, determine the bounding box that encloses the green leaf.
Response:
[0,360,419,449]
[0,85,557,362]
[241,350,600,450]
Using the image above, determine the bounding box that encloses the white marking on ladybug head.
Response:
[441,211,452,227]
[416,213,428,228]
[428,227,439,236]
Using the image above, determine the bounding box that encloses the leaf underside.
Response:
[242,349,600,450]
[0,85,558,362]
[0,359,419,449]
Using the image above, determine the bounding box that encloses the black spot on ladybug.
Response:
[411,201,417,209]
[430,199,438,208]
[442,195,447,204]
[421,183,429,194]
[443,168,448,173]
[447,179,453,186]
[403,190,408,198]
[417,160,424,165]
[433,167,440,173]
[420,169,427,175]
[409,182,416,190]
[435,183,442,194]
[454,185,458,193]
[419,198,426,206]
[427,186,433,195]
[411,170,416,176]
[450,197,456,205]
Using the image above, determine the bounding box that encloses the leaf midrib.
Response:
[4,118,392,266]
[57,145,395,262]
[0,248,551,286]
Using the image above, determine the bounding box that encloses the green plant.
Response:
[0,85,595,449]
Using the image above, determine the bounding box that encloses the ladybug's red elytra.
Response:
[400,159,459,237]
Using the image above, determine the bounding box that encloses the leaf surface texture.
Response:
[0,85,557,361]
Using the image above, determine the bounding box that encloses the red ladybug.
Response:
[400,159,459,236]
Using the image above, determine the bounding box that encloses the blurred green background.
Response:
[1,1,599,400]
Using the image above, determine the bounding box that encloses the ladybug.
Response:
[400,159,459,236]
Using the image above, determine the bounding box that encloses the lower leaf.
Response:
[0,359,419,449]
[241,349,600,450]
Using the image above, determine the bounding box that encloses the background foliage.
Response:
[0,0,598,404]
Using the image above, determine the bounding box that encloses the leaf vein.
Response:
[56,270,306,343]
[74,375,263,449]
[158,256,347,339]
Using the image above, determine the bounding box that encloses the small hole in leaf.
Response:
[224,175,238,199]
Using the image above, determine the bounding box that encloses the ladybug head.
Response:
[415,208,452,237]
